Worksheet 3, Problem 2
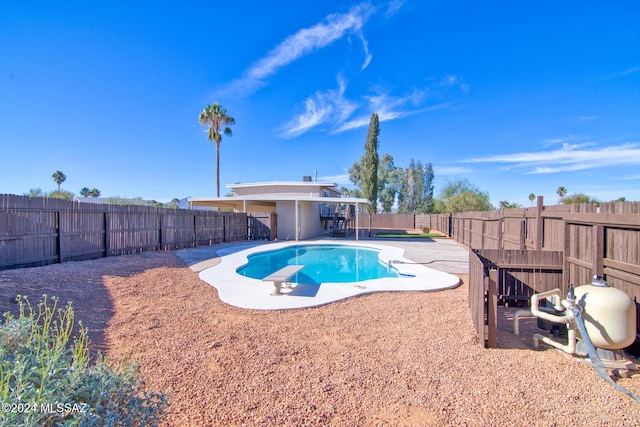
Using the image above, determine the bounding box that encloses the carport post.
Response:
[295,199,299,241]
[355,202,359,241]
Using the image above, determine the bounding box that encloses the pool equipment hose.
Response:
[571,306,640,403]
[517,285,640,403]
[389,259,467,265]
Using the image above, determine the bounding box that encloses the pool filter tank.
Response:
[573,276,636,350]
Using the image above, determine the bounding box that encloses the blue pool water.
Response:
[237,245,399,284]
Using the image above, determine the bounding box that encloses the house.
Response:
[188,178,370,241]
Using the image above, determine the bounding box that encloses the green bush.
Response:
[421,226,430,233]
[0,295,167,426]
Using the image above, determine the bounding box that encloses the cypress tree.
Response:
[361,113,380,213]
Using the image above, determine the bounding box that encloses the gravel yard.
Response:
[1,250,640,426]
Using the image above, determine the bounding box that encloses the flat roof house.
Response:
[188,179,370,241]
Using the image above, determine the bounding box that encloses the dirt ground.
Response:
[1,251,640,426]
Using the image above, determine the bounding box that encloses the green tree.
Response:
[89,188,101,198]
[199,103,235,197]
[528,193,536,206]
[556,186,567,203]
[434,178,493,213]
[80,187,91,197]
[378,154,399,213]
[361,113,380,213]
[562,193,598,205]
[499,200,522,209]
[398,160,416,214]
[348,159,364,188]
[52,170,66,191]
[446,191,493,213]
[393,159,435,214]
[416,161,435,214]
[48,190,74,200]
[25,188,45,197]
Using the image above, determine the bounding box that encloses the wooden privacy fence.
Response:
[440,198,640,348]
[424,199,640,300]
[368,199,640,347]
[358,212,416,230]
[0,194,275,270]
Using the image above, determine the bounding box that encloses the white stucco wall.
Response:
[230,182,337,198]
[299,201,325,239]
[276,201,296,240]
[275,201,326,240]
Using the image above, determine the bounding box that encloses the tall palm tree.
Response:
[198,103,235,197]
[52,170,66,191]
[528,193,535,206]
[556,186,567,203]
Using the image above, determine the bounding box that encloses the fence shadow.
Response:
[0,252,183,354]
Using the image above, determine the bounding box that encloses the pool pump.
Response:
[514,276,640,402]
[515,275,636,361]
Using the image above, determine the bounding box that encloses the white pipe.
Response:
[513,309,533,335]
[355,202,359,242]
[530,289,575,325]
[533,327,577,354]
[527,288,582,354]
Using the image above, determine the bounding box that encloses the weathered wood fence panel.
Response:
[370,213,415,229]
[469,250,491,346]
[225,213,249,243]
[0,194,273,270]
[470,249,564,347]
[249,213,277,241]
[195,211,225,246]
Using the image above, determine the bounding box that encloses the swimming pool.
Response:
[197,240,462,310]
[237,244,399,284]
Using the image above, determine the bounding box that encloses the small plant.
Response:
[422,226,430,233]
[0,295,167,426]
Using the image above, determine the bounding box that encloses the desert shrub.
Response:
[0,295,167,426]
[422,226,430,234]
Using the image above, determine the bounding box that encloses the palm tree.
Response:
[528,193,535,206]
[80,187,91,197]
[556,186,567,203]
[89,188,101,198]
[52,171,66,191]
[198,103,235,197]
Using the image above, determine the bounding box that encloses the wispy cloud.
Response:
[463,142,640,174]
[617,174,640,180]
[227,3,374,96]
[334,90,453,134]
[334,88,426,132]
[434,166,474,176]
[280,77,357,138]
[385,0,405,17]
[608,66,640,79]
[318,173,352,185]
[281,79,457,137]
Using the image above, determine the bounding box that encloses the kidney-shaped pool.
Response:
[198,240,461,310]
[237,244,400,284]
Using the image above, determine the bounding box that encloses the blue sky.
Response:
[1,1,639,207]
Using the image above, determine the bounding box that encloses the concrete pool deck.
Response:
[176,236,469,310]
